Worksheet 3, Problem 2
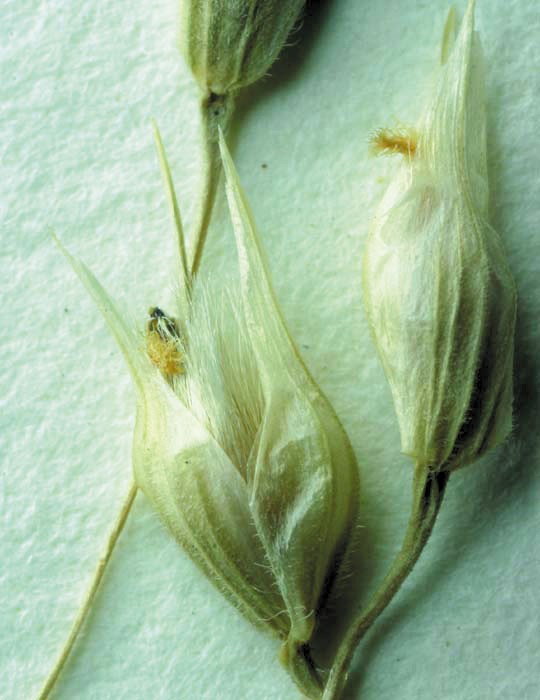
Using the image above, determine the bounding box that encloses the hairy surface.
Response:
[175,285,264,481]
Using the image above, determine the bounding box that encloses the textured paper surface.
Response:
[1,1,539,698]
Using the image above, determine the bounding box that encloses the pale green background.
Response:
[1,1,539,698]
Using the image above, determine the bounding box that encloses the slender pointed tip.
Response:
[463,0,476,30]
[441,0,476,71]
[52,239,150,394]
[51,231,66,255]
[151,118,163,149]
[53,233,83,274]
[440,6,457,64]
[53,233,84,282]
[151,120,191,297]
[455,0,477,63]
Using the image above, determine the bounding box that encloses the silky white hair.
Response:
[174,284,264,480]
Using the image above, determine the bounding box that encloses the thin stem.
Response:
[322,464,450,700]
[37,480,138,700]
[189,92,234,279]
[280,637,324,700]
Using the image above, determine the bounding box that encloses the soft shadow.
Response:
[228,0,336,148]
[309,496,383,670]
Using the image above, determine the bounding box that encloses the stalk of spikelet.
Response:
[179,0,306,276]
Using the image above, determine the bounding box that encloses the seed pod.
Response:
[179,0,306,97]
[363,0,516,473]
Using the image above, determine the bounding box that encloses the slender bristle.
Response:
[370,127,418,158]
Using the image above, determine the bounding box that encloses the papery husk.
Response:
[363,0,516,473]
[132,379,290,636]
[220,134,360,655]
